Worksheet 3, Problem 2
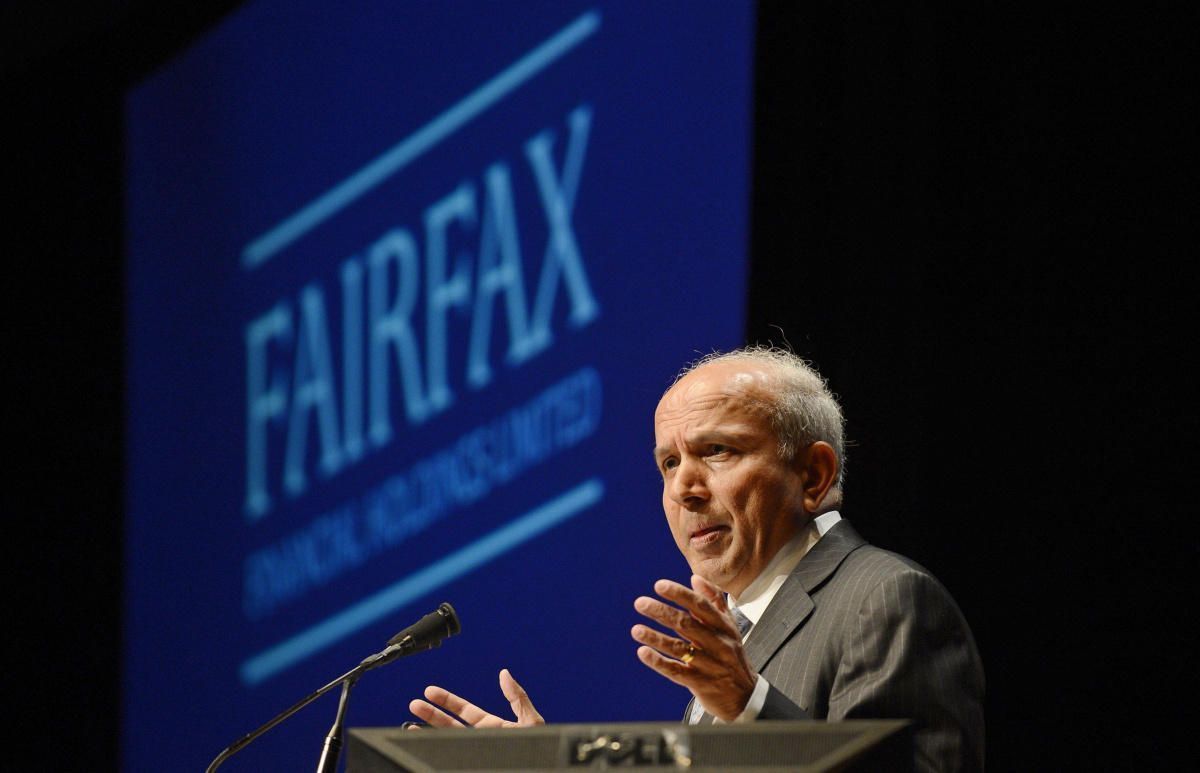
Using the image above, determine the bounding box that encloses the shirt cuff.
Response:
[712,675,770,724]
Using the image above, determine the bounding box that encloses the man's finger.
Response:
[635,644,700,689]
[631,623,704,665]
[653,579,738,636]
[423,685,491,726]
[634,595,727,649]
[499,668,544,725]
[690,574,729,611]
[654,578,727,622]
[408,698,464,728]
[633,595,709,641]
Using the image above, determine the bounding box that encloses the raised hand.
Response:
[631,574,757,722]
[408,668,544,728]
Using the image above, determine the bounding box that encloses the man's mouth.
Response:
[689,524,730,546]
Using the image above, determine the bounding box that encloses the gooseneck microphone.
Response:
[354,602,461,673]
[205,602,461,773]
[387,602,462,649]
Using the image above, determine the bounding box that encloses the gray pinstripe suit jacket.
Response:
[686,520,985,773]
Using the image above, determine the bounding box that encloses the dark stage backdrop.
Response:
[3,2,1186,771]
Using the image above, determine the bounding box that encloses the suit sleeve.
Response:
[758,682,810,720]
[827,568,985,773]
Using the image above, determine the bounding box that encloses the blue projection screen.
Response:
[124,2,752,769]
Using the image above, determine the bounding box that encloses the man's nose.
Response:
[668,456,709,506]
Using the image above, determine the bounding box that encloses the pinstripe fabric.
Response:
[686,520,985,773]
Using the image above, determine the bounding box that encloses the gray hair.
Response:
[671,346,846,487]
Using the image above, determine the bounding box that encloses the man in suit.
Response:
[410,348,985,771]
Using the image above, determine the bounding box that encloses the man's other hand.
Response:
[408,668,545,728]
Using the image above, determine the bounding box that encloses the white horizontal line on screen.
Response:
[239,477,605,685]
[241,9,602,270]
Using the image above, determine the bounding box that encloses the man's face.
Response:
[653,361,809,598]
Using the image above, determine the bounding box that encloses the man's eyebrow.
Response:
[691,428,753,445]
[652,429,754,460]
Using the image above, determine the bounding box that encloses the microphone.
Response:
[206,602,461,773]
[359,602,462,672]
[388,601,461,649]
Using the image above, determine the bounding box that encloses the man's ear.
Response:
[797,441,839,514]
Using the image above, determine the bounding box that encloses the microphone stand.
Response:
[316,674,358,773]
[205,639,425,773]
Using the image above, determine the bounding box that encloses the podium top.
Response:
[347,719,912,772]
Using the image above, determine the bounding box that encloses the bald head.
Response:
[666,347,846,487]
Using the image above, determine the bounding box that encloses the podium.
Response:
[347,720,912,771]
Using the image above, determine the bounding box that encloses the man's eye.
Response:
[708,444,730,455]
[662,458,679,471]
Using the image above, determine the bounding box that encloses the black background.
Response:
[2,2,1189,770]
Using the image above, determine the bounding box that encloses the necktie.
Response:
[730,605,753,638]
[686,605,754,724]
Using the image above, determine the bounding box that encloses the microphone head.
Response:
[387,602,462,648]
[438,602,462,637]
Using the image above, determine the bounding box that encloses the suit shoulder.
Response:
[841,542,936,579]
[832,543,959,602]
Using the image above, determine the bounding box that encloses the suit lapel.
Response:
[742,520,867,672]
[681,521,868,724]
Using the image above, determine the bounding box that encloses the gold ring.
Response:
[681,645,697,664]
